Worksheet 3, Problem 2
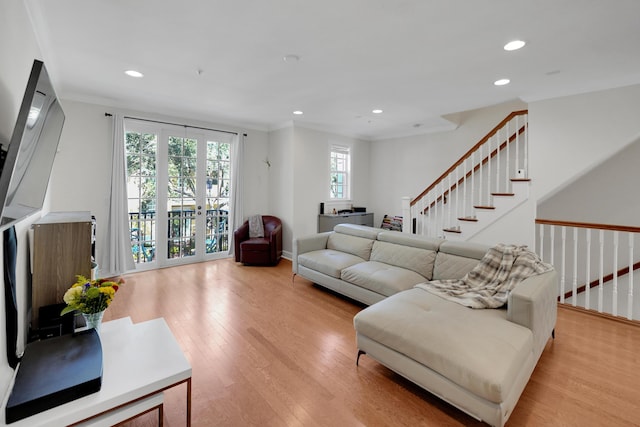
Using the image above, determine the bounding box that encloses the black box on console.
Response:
[5,329,103,423]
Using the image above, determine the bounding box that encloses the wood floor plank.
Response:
[106,258,640,427]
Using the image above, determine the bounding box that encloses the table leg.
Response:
[186,377,192,427]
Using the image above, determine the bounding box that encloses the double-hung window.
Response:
[330,145,350,200]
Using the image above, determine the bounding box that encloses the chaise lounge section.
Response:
[293,224,557,426]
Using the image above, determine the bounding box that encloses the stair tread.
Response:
[443,228,462,233]
[474,205,496,210]
[458,217,478,222]
[491,192,515,196]
[511,178,531,182]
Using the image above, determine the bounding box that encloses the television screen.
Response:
[0,60,65,228]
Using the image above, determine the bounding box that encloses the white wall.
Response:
[268,127,294,256]
[0,0,47,396]
[529,84,640,205]
[369,99,527,228]
[292,126,370,241]
[471,199,536,247]
[537,136,640,226]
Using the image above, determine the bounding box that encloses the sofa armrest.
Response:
[292,232,331,274]
[507,269,558,357]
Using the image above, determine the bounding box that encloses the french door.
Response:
[125,121,233,270]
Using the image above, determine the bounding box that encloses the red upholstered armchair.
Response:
[234,215,283,266]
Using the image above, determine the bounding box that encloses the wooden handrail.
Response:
[535,219,640,234]
[418,124,527,213]
[411,109,528,207]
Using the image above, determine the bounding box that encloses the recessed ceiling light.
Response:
[372,109,383,114]
[293,110,303,115]
[125,70,144,78]
[283,54,300,62]
[494,78,510,86]
[504,40,526,51]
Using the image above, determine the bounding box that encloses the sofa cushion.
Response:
[433,240,488,280]
[297,250,365,279]
[370,241,437,279]
[341,261,427,296]
[376,231,443,251]
[438,240,489,259]
[433,252,481,280]
[327,233,374,261]
[334,224,381,240]
[353,288,533,404]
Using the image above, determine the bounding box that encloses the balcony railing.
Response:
[129,209,229,263]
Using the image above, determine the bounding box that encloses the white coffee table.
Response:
[0,317,192,426]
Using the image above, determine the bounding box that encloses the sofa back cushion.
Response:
[433,241,489,280]
[333,223,381,239]
[376,231,443,251]
[370,241,437,279]
[327,233,374,261]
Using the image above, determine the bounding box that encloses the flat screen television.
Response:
[0,59,65,228]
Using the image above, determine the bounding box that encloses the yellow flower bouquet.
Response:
[61,275,123,315]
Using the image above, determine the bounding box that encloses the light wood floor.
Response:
[106,258,640,427]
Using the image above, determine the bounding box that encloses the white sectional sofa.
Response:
[293,224,557,427]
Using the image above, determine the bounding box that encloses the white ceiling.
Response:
[24,0,640,140]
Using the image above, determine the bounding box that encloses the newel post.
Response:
[402,197,411,233]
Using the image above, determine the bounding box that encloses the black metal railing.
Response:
[129,209,229,263]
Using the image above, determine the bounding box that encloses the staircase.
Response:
[408,110,529,240]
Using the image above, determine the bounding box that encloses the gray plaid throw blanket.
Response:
[415,243,553,309]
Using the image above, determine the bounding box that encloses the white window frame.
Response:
[329,145,350,200]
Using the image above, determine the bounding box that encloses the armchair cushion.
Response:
[240,238,270,251]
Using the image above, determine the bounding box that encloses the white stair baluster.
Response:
[585,229,591,311]
[427,194,432,237]
[487,137,492,204]
[538,223,544,260]
[495,130,500,193]
[572,227,578,306]
[613,231,619,317]
[550,225,556,279]
[560,226,567,304]
[455,167,460,224]
[436,189,441,237]
[505,119,510,191]
[628,233,634,320]
[447,174,453,230]
[598,229,604,313]
[478,145,483,206]
[515,115,520,175]
[462,158,467,219]
[524,114,529,176]
[471,152,476,211]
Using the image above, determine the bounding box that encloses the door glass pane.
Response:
[167,136,197,259]
[126,132,157,264]
[205,140,230,254]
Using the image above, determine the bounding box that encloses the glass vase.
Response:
[82,310,105,332]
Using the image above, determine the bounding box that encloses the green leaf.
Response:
[60,306,76,316]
